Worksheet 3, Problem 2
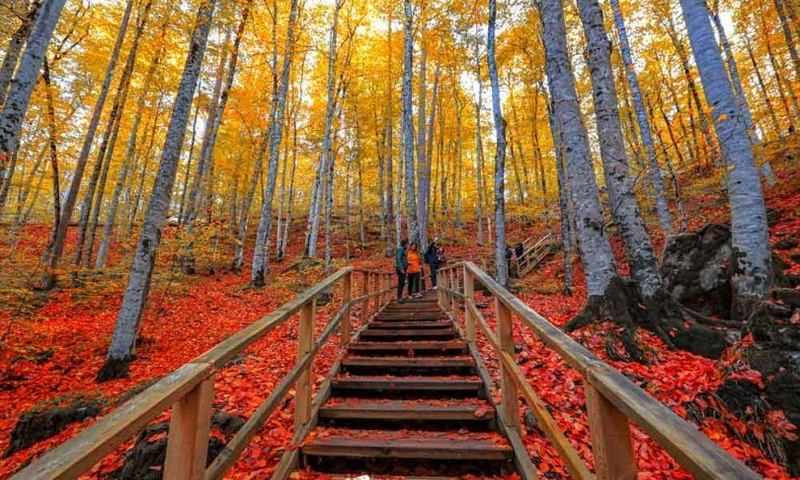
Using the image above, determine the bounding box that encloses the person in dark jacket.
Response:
[395,239,408,302]
[425,239,441,289]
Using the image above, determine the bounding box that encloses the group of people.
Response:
[394,238,446,302]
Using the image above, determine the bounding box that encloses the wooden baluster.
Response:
[360,272,369,326]
[496,299,520,429]
[163,374,215,480]
[464,268,476,343]
[294,300,316,435]
[585,384,637,480]
[437,270,444,308]
[448,268,456,313]
[373,273,380,310]
[342,271,352,346]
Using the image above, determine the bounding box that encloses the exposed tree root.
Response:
[96,356,132,383]
[564,276,730,361]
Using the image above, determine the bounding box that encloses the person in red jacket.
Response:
[406,242,423,299]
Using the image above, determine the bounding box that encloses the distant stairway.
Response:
[301,292,515,478]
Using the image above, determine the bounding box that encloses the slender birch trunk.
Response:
[487,0,507,285]
[36,0,128,281]
[99,0,217,381]
[0,0,42,106]
[577,0,663,299]
[402,0,417,242]
[609,0,673,235]
[251,0,300,285]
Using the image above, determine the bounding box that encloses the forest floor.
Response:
[0,143,799,479]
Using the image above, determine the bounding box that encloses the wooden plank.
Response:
[295,301,316,431]
[164,376,215,480]
[320,400,496,421]
[369,320,453,329]
[341,356,475,368]
[302,434,512,460]
[464,269,476,343]
[342,271,352,345]
[347,340,467,353]
[587,364,761,480]
[496,299,520,430]
[585,384,636,480]
[332,377,483,393]
[359,328,456,337]
[11,362,213,480]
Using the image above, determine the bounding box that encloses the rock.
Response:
[776,237,799,250]
[670,324,729,360]
[765,301,795,319]
[660,224,733,316]
[5,398,103,457]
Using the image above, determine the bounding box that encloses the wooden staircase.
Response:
[302,292,515,477]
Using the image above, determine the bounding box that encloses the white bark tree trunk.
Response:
[488,0,507,286]
[608,0,674,236]
[678,0,771,317]
[251,0,300,286]
[0,0,68,220]
[540,0,617,297]
[98,0,217,380]
[577,0,662,300]
[402,0,417,242]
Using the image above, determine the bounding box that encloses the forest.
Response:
[0,0,799,477]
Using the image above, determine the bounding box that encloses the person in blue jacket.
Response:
[395,239,408,302]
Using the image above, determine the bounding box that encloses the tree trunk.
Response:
[96,22,166,268]
[488,0,507,286]
[416,44,428,248]
[0,0,42,106]
[35,0,129,282]
[609,0,674,235]
[744,38,782,137]
[98,0,217,381]
[540,0,617,297]
[547,100,574,292]
[678,0,772,317]
[251,0,300,286]
[774,0,800,77]
[402,0,417,243]
[0,0,68,220]
[577,0,663,299]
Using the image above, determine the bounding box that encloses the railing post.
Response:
[342,271,352,346]
[464,267,476,344]
[294,300,316,435]
[163,374,215,480]
[496,299,520,430]
[436,270,444,308]
[372,273,380,311]
[361,271,369,325]
[448,268,456,312]
[585,384,637,480]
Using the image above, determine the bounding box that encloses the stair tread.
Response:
[349,340,466,350]
[369,320,453,329]
[303,429,511,460]
[320,399,496,420]
[342,356,475,368]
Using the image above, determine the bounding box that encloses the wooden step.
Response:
[303,430,512,461]
[348,341,467,355]
[320,399,495,422]
[342,356,474,369]
[331,376,483,396]
[369,320,453,329]
[359,328,456,340]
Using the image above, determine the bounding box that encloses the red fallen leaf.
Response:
[473,406,491,418]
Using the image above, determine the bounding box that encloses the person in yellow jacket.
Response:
[406,242,423,299]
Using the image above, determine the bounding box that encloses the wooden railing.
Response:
[436,262,762,480]
[12,267,394,480]
[514,232,555,278]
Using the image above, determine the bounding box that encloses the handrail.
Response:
[436,262,761,480]
[13,266,395,480]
